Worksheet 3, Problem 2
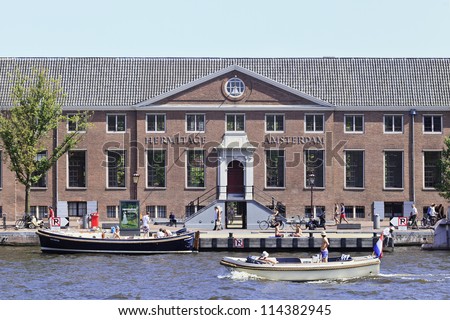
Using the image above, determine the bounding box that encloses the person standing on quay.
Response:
[48,206,55,226]
[339,203,349,224]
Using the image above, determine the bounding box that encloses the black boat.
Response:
[36,229,200,254]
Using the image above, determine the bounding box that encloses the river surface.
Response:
[0,246,449,300]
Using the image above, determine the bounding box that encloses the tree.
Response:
[0,69,91,214]
[437,136,450,200]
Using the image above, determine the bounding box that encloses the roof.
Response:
[1,57,450,107]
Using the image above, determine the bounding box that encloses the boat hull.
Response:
[36,229,199,254]
[220,255,380,281]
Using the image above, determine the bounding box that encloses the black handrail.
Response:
[252,186,286,215]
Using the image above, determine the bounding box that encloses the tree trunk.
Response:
[25,182,31,214]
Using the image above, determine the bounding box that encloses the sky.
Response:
[1,0,450,58]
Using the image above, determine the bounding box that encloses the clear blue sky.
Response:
[1,0,450,57]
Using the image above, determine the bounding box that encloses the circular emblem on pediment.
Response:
[224,77,246,99]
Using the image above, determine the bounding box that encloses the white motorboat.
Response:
[220,254,380,281]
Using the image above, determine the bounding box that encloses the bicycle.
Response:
[288,215,309,230]
[259,215,286,230]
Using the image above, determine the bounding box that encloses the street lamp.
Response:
[133,172,140,200]
[308,172,315,218]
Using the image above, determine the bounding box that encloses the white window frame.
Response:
[344,149,365,190]
[265,114,285,133]
[146,148,167,189]
[146,205,167,219]
[383,150,404,190]
[67,149,87,189]
[146,113,166,133]
[423,115,443,134]
[344,114,364,133]
[186,149,206,189]
[265,149,286,189]
[226,113,245,132]
[106,114,126,133]
[67,113,87,133]
[106,149,126,189]
[383,114,403,134]
[423,149,442,190]
[304,149,326,189]
[305,114,324,133]
[186,114,205,133]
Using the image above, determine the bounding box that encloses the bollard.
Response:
[373,213,380,229]
[228,232,233,238]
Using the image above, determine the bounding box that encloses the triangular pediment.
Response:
[136,65,333,108]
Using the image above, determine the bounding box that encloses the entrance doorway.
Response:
[227,160,244,195]
[225,201,246,229]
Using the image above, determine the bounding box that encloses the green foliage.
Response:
[437,136,450,200]
[0,68,92,213]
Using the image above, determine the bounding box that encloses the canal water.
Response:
[0,246,449,300]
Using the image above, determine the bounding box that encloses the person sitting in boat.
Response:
[162,228,173,237]
[258,251,278,265]
[113,226,121,239]
[156,228,165,238]
[320,231,329,262]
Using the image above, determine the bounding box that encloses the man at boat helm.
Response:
[320,231,330,262]
[258,251,278,265]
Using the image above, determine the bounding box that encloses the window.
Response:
[68,150,86,188]
[384,115,403,133]
[226,114,245,132]
[31,151,48,188]
[424,151,442,189]
[305,114,324,132]
[384,151,403,189]
[146,114,166,132]
[266,150,285,188]
[107,114,126,132]
[355,206,365,218]
[305,149,325,188]
[107,150,126,188]
[145,205,167,219]
[345,150,364,188]
[147,150,166,188]
[305,206,325,219]
[185,205,205,217]
[68,202,87,217]
[186,114,205,132]
[67,113,87,132]
[384,202,403,218]
[423,115,442,133]
[187,150,205,188]
[225,78,245,98]
[341,206,366,219]
[266,114,285,132]
[344,115,364,133]
[107,206,118,218]
[30,206,48,219]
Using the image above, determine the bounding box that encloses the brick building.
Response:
[1,57,449,228]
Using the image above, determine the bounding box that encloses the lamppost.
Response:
[308,172,315,218]
[132,172,140,200]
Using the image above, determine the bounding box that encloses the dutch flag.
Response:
[373,234,383,258]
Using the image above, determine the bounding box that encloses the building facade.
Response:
[1,58,450,227]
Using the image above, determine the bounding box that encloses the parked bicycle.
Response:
[420,215,437,228]
[259,215,286,230]
[288,215,309,230]
[15,213,44,230]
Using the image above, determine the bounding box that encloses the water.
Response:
[0,246,449,300]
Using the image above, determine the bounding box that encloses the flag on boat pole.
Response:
[373,234,383,258]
